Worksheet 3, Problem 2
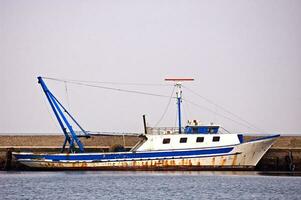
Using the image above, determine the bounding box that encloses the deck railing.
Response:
[146,127,184,135]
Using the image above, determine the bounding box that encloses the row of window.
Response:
[162,136,220,144]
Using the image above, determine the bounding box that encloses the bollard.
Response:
[4,148,13,170]
[275,157,279,170]
[285,151,295,171]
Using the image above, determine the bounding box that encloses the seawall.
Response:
[0,135,300,171]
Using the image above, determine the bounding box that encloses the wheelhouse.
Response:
[184,120,219,134]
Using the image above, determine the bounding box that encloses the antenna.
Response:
[165,78,194,133]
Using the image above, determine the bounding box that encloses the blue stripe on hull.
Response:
[15,147,233,161]
[247,134,280,142]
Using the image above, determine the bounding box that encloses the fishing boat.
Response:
[13,77,279,170]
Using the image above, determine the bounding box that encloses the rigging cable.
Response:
[39,88,61,133]
[182,98,257,131]
[154,85,176,127]
[220,127,233,134]
[64,81,71,111]
[183,85,264,132]
[42,76,261,132]
[182,102,189,124]
[43,77,172,87]
[42,77,174,99]
[174,103,178,129]
[181,92,190,124]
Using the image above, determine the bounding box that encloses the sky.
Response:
[1,0,300,135]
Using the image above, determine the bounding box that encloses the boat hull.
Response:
[13,135,279,170]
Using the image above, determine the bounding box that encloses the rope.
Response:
[220,127,233,134]
[43,77,172,87]
[183,98,258,131]
[87,131,142,136]
[39,89,61,132]
[174,105,178,129]
[64,81,71,111]
[42,77,174,99]
[41,76,262,132]
[183,85,264,132]
[181,92,192,125]
[154,86,176,127]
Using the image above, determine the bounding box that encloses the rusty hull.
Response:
[20,154,254,171]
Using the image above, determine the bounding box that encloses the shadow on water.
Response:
[1,170,301,177]
[257,171,301,177]
[40,170,301,177]
[60,170,301,177]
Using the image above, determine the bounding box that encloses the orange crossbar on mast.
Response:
[165,78,194,81]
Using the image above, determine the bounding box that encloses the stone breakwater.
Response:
[0,135,300,171]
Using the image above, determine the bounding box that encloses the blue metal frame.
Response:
[38,76,87,153]
[177,97,182,133]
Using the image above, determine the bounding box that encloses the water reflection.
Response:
[1,170,300,177]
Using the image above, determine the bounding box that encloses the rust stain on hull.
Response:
[232,154,238,166]
[24,158,255,171]
[221,157,226,166]
[27,164,255,171]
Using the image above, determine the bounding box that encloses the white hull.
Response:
[15,136,277,170]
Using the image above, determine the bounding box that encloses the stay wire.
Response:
[42,77,174,99]
[41,76,260,132]
[220,127,233,134]
[43,77,172,87]
[182,98,257,131]
[39,88,61,133]
[183,85,264,132]
[64,81,71,111]
[181,92,190,124]
[154,85,176,127]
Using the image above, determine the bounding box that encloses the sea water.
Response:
[0,171,300,200]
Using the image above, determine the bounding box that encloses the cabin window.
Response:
[163,138,170,144]
[212,136,220,142]
[196,137,204,143]
[180,137,187,143]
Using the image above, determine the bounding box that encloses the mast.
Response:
[165,78,194,133]
[143,114,147,134]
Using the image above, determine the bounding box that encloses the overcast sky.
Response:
[1,0,300,135]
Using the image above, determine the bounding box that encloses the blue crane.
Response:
[38,76,90,153]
